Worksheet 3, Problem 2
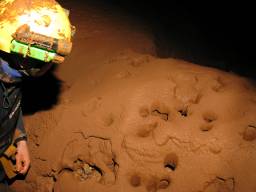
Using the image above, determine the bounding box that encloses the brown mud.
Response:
[11,1,256,192]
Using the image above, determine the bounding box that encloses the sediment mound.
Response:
[15,51,256,192]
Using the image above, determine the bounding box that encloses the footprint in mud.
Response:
[129,55,151,67]
[136,122,158,138]
[200,124,214,132]
[164,153,178,172]
[151,110,169,121]
[108,53,131,64]
[137,103,170,143]
[123,131,180,191]
[128,153,176,191]
[203,177,235,192]
[176,105,189,118]
[134,154,176,191]
[174,85,202,104]
[207,138,222,154]
[103,113,115,127]
[146,178,158,192]
[150,102,170,122]
[243,124,256,141]
[202,112,218,123]
[115,70,132,79]
[89,78,102,87]
[194,93,203,104]
[211,76,225,92]
[137,103,170,138]
[200,112,218,132]
[146,176,171,192]
[139,102,171,121]
[158,178,171,190]
[82,97,103,116]
[61,82,72,92]
[130,174,142,187]
[109,51,151,67]
[129,173,171,192]
[73,160,102,182]
[61,137,118,185]
[139,106,150,118]
[137,103,173,146]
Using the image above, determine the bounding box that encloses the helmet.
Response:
[0,0,75,65]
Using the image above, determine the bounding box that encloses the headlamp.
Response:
[10,24,72,64]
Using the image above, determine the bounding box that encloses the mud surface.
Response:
[11,1,256,192]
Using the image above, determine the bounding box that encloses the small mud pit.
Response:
[157,178,171,189]
[130,174,142,187]
[164,153,178,171]
[243,125,256,141]
[73,160,102,182]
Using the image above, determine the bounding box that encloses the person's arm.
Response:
[16,140,30,174]
[13,111,30,174]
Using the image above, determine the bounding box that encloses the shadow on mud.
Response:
[21,65,62,115]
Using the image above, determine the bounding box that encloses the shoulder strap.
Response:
[0,82,22,131]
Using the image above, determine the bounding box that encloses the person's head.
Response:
[0,0,75,77]
[0,50,53,77]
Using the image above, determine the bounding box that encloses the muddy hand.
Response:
[16,140,30,174]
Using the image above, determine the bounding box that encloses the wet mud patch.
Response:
[59,137,118,185]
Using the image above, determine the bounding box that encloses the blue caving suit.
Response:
[0,57,27,186]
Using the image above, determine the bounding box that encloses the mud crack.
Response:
[151,109,169,121]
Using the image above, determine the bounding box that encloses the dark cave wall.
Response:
[60,0,255,78]
[112,1,255,78]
